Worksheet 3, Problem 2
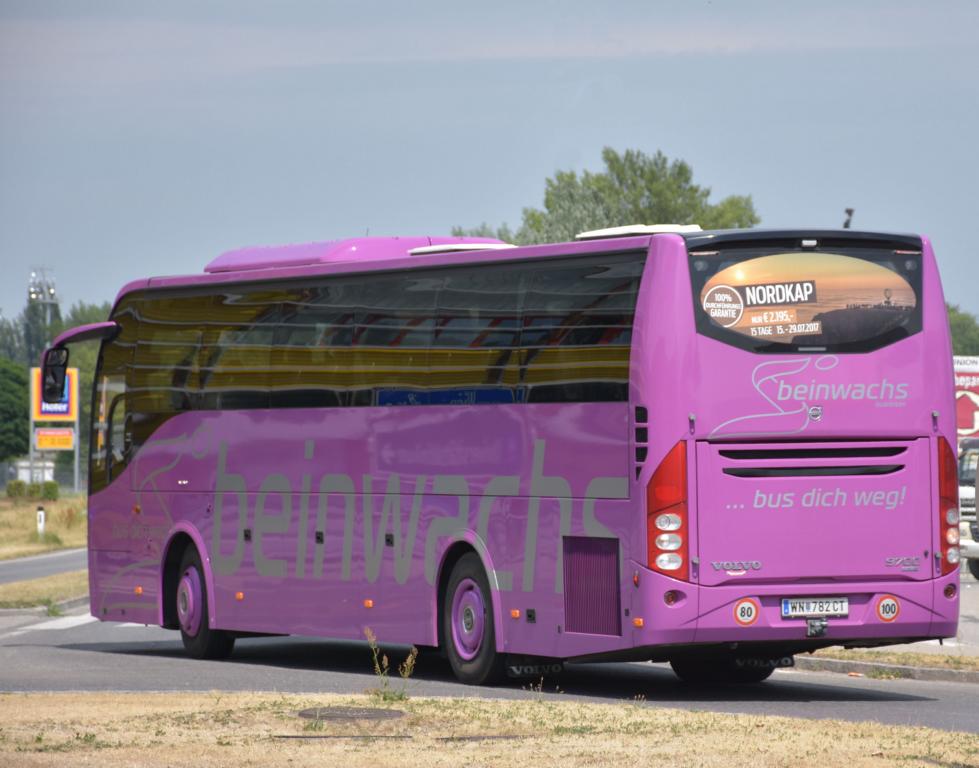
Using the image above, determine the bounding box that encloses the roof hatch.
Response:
[408,243,517,256]
[575,224,702,240]
[204,237,509,274]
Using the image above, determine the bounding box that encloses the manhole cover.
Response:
[297,706,404,722]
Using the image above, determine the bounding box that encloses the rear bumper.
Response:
[625,563,958,652]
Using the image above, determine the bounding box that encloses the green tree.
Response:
[0,314,24,364]
[454,147,760,244]
[0,357,29,464]
[948,304,979,355]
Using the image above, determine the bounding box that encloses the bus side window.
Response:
[92,373,128,489]
[198,288,281,410]
[349,274,440,405]
[269,285,352,408]
[521,256,642,403]
[432,266,526,403]
[106,390,130,482]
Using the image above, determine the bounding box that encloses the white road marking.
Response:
[22,614,98,631]
[0,616,152,641]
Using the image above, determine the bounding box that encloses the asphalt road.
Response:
[0,608,976,734]
[0,548,86,585]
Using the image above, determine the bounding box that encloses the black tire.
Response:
[968,558,979,581]
[670,655,777,685]
[177,547,235,660]
[442,553,505,685]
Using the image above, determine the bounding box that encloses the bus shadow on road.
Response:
[58,635,933,705]
[557,662,934,705]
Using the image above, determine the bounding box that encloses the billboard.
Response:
[955,356,979,442]
[30,366,79,423]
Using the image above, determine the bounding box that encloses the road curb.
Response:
[54,596,89,612]
[0,595,88,617]
[795,655,979,684]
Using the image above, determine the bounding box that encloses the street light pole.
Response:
[28,268,57,328]
[27,268,57,485]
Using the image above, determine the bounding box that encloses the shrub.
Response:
[57,506,79,529]
[5,480,27,499]
[27,482,42,499]
[364,627,417,702]
[31,530,63,546]
[41,481,59,501]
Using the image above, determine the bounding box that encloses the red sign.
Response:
[956,356,979,442]
[35,428,75,451]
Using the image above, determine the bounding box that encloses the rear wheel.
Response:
[670,655,778,685]
[176,548,235,660]
[968,559,979,581]
[442,553,505,685]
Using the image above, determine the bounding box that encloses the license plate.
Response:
[780,597,848,619]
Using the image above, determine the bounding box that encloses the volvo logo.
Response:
[712,560,762,572]
[808,405,823,421]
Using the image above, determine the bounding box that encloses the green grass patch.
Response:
[0,569,88,610]
[0,495,87,560]
[814,647,979,673]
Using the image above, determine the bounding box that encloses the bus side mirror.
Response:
[42,347,69,403]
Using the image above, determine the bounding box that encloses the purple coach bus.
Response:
[43,225,959,685]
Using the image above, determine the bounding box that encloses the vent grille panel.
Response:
[563,536,621,636]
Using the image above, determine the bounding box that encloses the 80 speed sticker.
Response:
[876,595,900,622]
[733,597,760,626]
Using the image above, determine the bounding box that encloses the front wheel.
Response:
[176,548,235,660]
[670,655,778,685]
[442,553,505,685]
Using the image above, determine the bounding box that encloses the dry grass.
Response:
[0,495,87,560]
[0,569,88,610]
[0,691,975,767]
[814,647,979,673]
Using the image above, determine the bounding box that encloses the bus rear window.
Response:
[689,246,922,353]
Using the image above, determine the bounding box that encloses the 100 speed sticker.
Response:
[876,595,900,622]
[733,598,760,626]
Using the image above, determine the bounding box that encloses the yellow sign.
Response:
[34,428,75,451]
[30,367,79,423]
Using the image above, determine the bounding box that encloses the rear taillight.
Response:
[938,437,959,576]
[647,441,689,581]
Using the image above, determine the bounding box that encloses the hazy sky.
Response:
[2,0,977,322]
